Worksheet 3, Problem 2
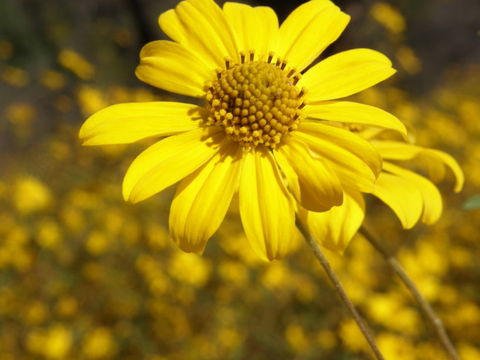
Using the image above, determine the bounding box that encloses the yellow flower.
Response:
[300,134,464,253]
[79,0,406,260]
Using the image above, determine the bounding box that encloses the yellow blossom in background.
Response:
[58,49,95,80]
[55,296,78,317]
[218,260,249,286]
[370,2,406,34]
[44,325,72,359]
[285,324,309,352]
[27,325,72,359]
[339,319,368,352]
[77,85,108,115]
[40,70,67,91]
[24,301,48,325]
[85,231,111,255]
[5,102,36,138]
[396,46,422,74]
[168,251,211,287]
[13,176,52,214]
[262,261,293,290]
[377,333,415,360]
[459,343,480,360]
[82,327,117,359]
[5,102,35,126]
[316,330,337,350]
[36,219,62,249]
[1,65,29,87]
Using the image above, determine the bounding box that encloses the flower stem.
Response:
[297,220,385,360]
[359,227,460,360]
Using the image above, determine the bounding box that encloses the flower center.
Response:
[205,59,305,150]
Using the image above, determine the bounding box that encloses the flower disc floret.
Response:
[205,60,304,150]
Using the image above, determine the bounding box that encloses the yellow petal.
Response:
[169,143,242,253]
[293,134,375,192]
[136,40,214,97]
[383,162,442,225]
[373,140,464,192]
[271,148,301,203]
[295,122,382,192]
[122,127,223,203]
[239,149,297,261]
[223,3,278,60]
[277,0,350,72]
[300,49,396,102]
[79,102,201,145]
[305,101,407,138]
[299,190,365,254]
[159,0,238,68]
[372,172,423,229]
[276,137,343,212]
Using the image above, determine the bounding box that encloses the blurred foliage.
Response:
[0,0,479,359]
[463,195,480,211]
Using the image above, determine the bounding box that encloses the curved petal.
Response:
[383,162,442,225]
[293,132,375,192]
[169,143,241,253]
[305,101,407,138]
[223,3,278,60]
[299,49,396,102]
[79,102,201,145]
[272,148,301,202]
[123,127,223,203]
[159,0,239,68]
[277,0,350,72]
[372,172,423,229]
[239,149,297,261]
[298,190,365,254]
[276,137,343,212]
[373,141,464,192]
[136,40,214,97]
[294,122,382,192]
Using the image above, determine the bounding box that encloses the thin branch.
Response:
[297,220,385,360]
[359,227,460,360]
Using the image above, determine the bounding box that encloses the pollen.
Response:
[205,57,305,150]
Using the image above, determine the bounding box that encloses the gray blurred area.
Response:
[1,0,479,91]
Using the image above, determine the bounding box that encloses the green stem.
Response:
[359,227,460,360]
[297,220,385,360]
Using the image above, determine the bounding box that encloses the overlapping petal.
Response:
[79,102,201,145]
[305,101,407,138]
[223,3,278,60]
[295,122,382,192]
[276,0,349,72]
[383,162,442,225]
[275,137,343,212]
[372,171,423,229]
[299,191,365,254]
[239,149,297,261]
[136,40,214,97]
[122,127,223,203]
[159,0,239,68]
[169,143,242,253]
[299,49,396,102]
[373,141,464,192]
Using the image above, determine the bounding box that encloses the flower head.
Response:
[79,0,407,260]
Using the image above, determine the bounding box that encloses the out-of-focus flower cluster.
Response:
[0,1,479,359]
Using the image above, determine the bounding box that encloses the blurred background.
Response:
[0,0,479,359]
